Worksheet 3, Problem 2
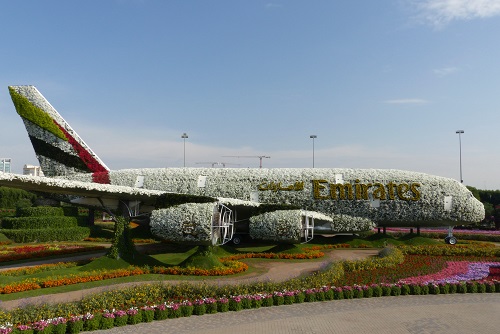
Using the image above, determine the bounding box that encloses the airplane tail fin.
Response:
[8,85,110,183]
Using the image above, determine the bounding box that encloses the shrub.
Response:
[372,285,383,297]
[262,295,274,307]
[180,302,193,317]
[273,292,284,306]
[128,307,142,324]
[83,313,100,331]
[1,216,78,229]
[16,207,64,217]
[192,300,206,316]
[66,316,84,334]
[229,296,243,311]
[401,284,410,295]
[114,311,128,327]
[1,227,90,242]
[217,298,229,312]
[141,307,155,322]
[294,292,305,303]
[333,287,344,300]
[410,284,421,295]
[241,296,252,309]
[381,284,392,296]
[428,283,440,295]
[438,283,449,294]
[391,285,401,296]
[363,285,373,298]
[283,292,295,305]
[466,282,478,293]
[485,281,496,293]
[304,289,316,302]
[352,286,363,298]
[457,282,467,293]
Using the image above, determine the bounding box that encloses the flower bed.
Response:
[0,245,498,332]
[0,250,328,294]
[399,261,500,284]
[0,244,105,263]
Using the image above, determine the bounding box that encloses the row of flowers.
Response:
[2,279,499,333]
[399,261,500,285]
[0,245,105,263]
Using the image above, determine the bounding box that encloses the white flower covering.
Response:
[150,202,216,244]
[327,214,374,232]
[3,166,485,241]
[104,167,484,229]
[217,197,261,208]
[11,85,109,171]
[249,210,302,242]
[23,119,76,156]
[0,172,165,198]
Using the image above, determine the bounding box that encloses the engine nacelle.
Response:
[150,202,233,246]
[249,210,305,244]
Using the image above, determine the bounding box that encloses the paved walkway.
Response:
[90,293,500,334]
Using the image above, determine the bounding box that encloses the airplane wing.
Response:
[0,172,216,211]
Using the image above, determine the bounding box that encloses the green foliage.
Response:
[8,302,80,324]
[78,256,133,272]
[1,227,90,242]
[1,205,87,242]
[9,87,67,140]
[107,216,135,260]
[180,246,224,269]
[466,186,481,201]
[398,245,500,257]
[0,187,37,209]
[1,216,78,229]
[340,247,405,272]
[17,206,65,217]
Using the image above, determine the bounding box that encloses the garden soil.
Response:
[0,246,378,311]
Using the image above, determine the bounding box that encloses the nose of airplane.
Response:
[454,182,485,225]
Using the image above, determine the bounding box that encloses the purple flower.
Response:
[114,310,127,317]
[218,297,229,304]
[127,307,139,315]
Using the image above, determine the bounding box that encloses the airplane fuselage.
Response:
[65,167,485,229]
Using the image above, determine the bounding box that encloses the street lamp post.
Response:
[309,135,317,168]
[181,133,188,167]
[456,130,464,183]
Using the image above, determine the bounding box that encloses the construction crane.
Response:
[222,155,270,168]
[195,162,241,168]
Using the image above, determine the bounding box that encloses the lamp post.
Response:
[456,130,464,183]
[309,135,317,168]
[181,133,188,167]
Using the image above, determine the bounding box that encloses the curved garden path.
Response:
[0,248,379,311]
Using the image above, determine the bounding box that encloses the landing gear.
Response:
[232,234,243,245]
[444,226,457,245]
[301,213,314,244]
[211,203,234,246]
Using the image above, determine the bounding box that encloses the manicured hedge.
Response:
[1,205,88,242]
[388,231,500,243]
[1,216,78,229]
[1,227,91,243]
[16,206,65,217]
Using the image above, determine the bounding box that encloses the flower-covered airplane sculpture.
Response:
[0,86,484,245]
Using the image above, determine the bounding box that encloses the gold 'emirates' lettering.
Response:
[313,179,421,201]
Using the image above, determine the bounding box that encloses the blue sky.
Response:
[0,0,499,190]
